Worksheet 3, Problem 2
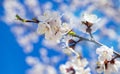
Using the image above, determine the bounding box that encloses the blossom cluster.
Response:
[96,46,120,74]
[37,10,71,43]
[60,56,90,74]
[16,10,120,74]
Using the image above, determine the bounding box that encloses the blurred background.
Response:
[1,0,120,74]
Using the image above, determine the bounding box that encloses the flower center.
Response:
[82,21,93,28]
[66,66,76,74]
[103,51,108,57]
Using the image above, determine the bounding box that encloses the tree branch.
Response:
[16,14,40,23]
[72,34,120,57]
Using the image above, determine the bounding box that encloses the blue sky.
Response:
[0,21,27,74]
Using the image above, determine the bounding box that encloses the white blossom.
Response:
[96,45,120,74]
[96,45,113,61]
[37,11,71,43]
[81,13,99,23]
[59,57,91,74]
[79,13,101,33]
[60,23,71,34]
[96,60,120,74]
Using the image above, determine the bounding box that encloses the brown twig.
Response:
[71,34,120,57]
[16,14,40,23]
